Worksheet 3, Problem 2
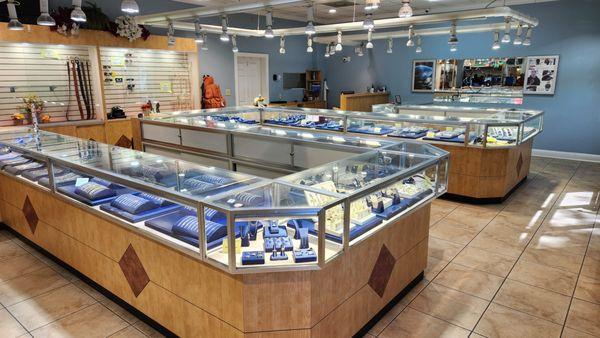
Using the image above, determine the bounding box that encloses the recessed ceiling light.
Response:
[328,8,337,14]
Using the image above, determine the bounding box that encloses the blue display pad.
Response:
[3,161,45,175]
[38,172,85,188]
[349,216,383,241]
[264,237,293,252]
[373,200,410,219]
[347,126,396,136]
[90,177,125,190]
[263,225,288,238]
[0,157,31,169]
[241,251,265,265]
[388,131,428,139]
[99,192,181,223]
[293,248,317,263]
[57,183,132,206]
[269,251,288,261]
[21,167,66,182]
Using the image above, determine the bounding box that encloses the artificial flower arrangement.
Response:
[41,114,52,123]
[18,95,45,124]
[11,113,25,126]
[141,102,153,115]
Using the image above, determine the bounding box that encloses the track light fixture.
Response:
[366,30,374,49]
[279,36,286,54]
[37,0,56,26]
[406,25,415,47]
[415,36,422,53]
[398,0,413,18]
[513,22,523,45]
[307,36,313,53]
[305,5,316,35]
[363,13,375,30]
[356,43,365,56]
[71,0,86,22]
[365,0,380,11]
[324,44,330,58]
[194,21,204,43]
[329,42,336,56]
[167,21,176,47]
[121,0,139,14]
[265,10,274,38]
[7,0,24,30]
[387,38,393,54]
[220,15,230,42]
[523,26,532,46]
[502,17,511,43]
[232,35,239,53]
[335,31,343,51]
[492,31,501,50]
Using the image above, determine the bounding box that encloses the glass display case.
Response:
[0,128,447,273]
[154,105,542,149]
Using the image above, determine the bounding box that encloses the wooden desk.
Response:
[340,92,389,112]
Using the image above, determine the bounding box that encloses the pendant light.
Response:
[335,31,343,51]
[398,0,413,18]
[502,17,511,43]
[386,38,393,54]
[37,0,56,26]
[71,0,86,23]
[307,36,313,53]
[305,5,316,35]
[232,35,239,53]
[492,31,501,50]
[363,13,375,30]
[523,26,532,46]
[415,36,422,53]
[406,25,415,47]
[365,0,380,11]
[265,10,274,38]
[167,21,176,47]
[279,36,286,54]
[220,15,230,42]
[7,0,24,30]
[194,21,204,43]
[121,0,139,14]
[513,23,523,45]
[366,30,374,49]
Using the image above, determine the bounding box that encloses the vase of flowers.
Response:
[18,95,45,125]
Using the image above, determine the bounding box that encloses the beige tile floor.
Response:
[0,157,598,338]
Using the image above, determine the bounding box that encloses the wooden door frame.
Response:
[234,52,269,106]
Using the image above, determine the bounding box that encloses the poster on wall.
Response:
[412,60,435,92]
[523,55,559,95]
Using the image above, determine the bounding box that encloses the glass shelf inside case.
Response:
[262,109,345,131]
[205,182,342,269]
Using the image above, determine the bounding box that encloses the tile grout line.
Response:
[2,279,75,309]
[469,161,581,335]
[25,302,99,335]
[4,304,32,336]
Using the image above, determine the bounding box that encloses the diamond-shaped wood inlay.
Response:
[368,244,396,298]
[115,135,133,149]
[516,153,524,176]
[118,244,150,297]
[22,196,39,234]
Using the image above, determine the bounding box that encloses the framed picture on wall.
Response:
[523,55,559,95]
[412,60,435,92]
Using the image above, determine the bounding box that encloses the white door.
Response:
[237,56,262,106]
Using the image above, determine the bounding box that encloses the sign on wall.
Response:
[412,60,435,92]
[523,55,559,95]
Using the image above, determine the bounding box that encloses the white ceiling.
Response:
[171,0,557,24]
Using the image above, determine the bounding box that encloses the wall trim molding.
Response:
[533,149,600,163]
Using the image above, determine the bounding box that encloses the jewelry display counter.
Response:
[141,104,542,200]
[0,129,447,337]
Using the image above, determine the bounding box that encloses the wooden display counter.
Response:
[268,100,327,109]
[0,172,429,337]
[340,92,389,112]
[438,139,533,200]
[40,119,135,148]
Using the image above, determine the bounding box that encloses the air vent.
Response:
[325,1,355,8]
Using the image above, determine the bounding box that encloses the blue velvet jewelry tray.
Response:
[57,184,133,206]
[0,157,31,169]
[347,126,395,136]
[423,135,475,143]
[99,196,181,223]
[241,251,265,265]
[293,248,317,263]
[373,199,411,219]
[38,172,84,188]
[388,131,428,139]
[3,161,45,175]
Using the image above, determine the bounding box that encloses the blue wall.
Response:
[319,0,600,155]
